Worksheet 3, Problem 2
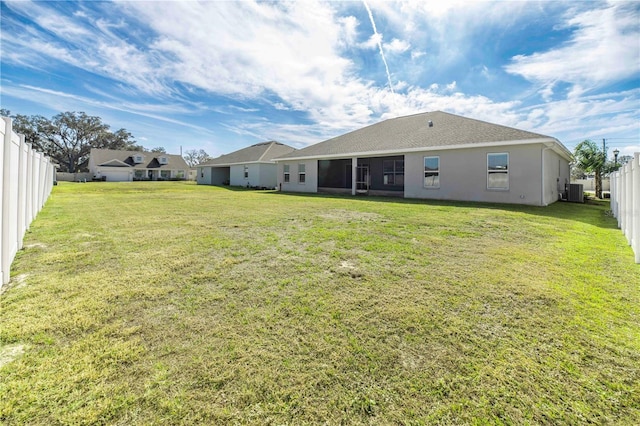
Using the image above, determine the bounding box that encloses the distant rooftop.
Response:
[200,141,296,166]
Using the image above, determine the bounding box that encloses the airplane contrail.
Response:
[363,0,396,99]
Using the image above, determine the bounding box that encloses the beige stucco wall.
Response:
[542,148,571,205]
[196,166,212,185]
[257,164,278,189]
[277,160,318,193]
[404,144,552,206]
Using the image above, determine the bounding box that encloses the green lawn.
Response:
[1,181,638,425]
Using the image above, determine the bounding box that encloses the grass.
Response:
[1,181,638,425]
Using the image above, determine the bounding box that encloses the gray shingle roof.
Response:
[90,149,189,170]
[200,141,295,166]
[275,111,569,160]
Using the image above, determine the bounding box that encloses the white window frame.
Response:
[244,165,249,179]
[283,164,290,183]
[487,152,509,190]
[298,163,306,184]
[424,156,440,188]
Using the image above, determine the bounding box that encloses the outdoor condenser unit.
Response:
[568,183,584,203]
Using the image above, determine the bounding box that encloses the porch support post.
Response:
[352,157,357,195]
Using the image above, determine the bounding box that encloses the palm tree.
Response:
[574,140,606,199]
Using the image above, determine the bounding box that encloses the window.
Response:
[487,153,509,190]
[134,155,144,164]
[298,163,306,184]
[283,164,290,183]
[244,165,249,179]
[200,169,204,178]
[159,156,168,165]
[176,170,185,179]
[424,156,440,188]
[160,170,171,179]
[134,170,144,179]
[383,159,404,185]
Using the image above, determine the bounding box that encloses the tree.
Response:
[94,128,144,152]
[183,149,211,167]
[618,155,633,167]
[2,109,140,172]
[150,147,166,153]
[40,112,140,172]
[574,140,606,199]
[1,109,45,147]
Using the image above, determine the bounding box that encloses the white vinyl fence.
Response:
[610,153,640,263]
[1,117,56,286]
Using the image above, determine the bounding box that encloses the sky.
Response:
[1,0,639,160]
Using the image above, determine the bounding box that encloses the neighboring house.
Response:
[274,111,572,206]
[88,149,190,182]
[197,141,296,188]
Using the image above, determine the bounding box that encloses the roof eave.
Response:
[198,160,275,167]
[273,138,564,161]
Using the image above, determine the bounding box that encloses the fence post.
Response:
[17,135,27,250]
[633,154,640,263]
[32,151,40,219]
[2,117,13,284]
[0,118,6,284]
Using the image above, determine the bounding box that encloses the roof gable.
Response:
[98,159,131,167]
[90,148,189,169]
[200,141,296,166]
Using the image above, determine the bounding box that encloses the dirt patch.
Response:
[0,274,28,295]
[340,260,356,269]
[24,243,47,249]
[318,209,383,222]
[0,344,26,368]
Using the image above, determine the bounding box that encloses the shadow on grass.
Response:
[252,189,618,230]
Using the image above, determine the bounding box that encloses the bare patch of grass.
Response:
[1,182,638,424]
[0,344,26,368]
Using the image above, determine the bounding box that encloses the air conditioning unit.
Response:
[568,183,584,203]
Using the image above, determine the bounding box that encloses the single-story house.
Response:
[197,141,296,188]
[274,111,572,206]
[88,149,190,181]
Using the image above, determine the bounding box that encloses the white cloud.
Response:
[384,38,410,54]
[337,15,359,47]
[3,0,638,155]
[505,3,640,90]
[410,50,426,60]
[359,33,382,50]
[118,0,382,129]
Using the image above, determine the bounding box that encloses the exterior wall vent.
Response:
[428,120,433,127]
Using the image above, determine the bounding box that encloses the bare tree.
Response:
[183,149,211,167]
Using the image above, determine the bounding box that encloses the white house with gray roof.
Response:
[274,111,572,206]
[197,141,296,189]
[89,148,190,181]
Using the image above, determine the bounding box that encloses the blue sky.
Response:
[1,0,639,159]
